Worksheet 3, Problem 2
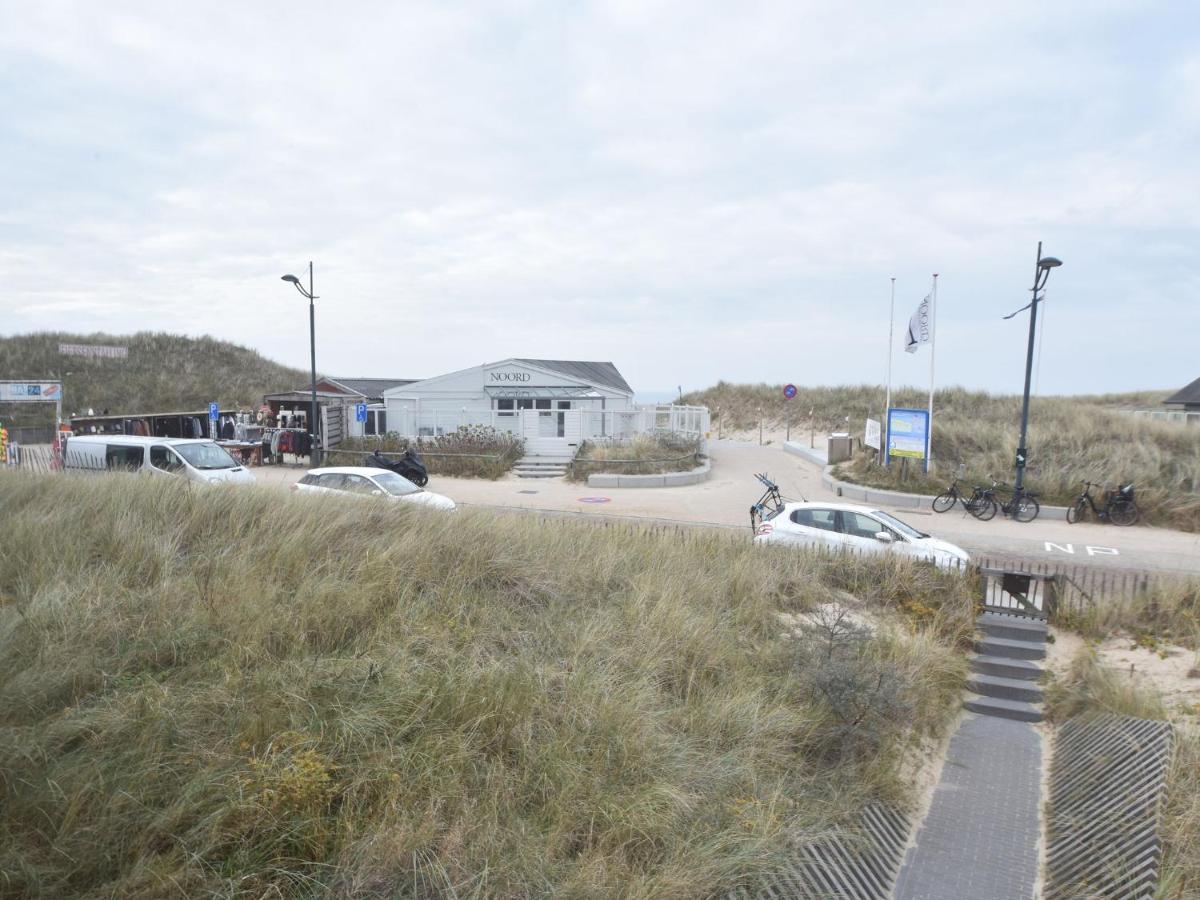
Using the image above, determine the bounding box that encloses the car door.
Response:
[784,507,845,551]
[315,473,346,495]
[837,510,895,557]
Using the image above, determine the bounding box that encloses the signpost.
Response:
[865,418,881,450]
[782,384,797,439]
[355,403,368,424]
[1,381,65,462]
[208,402,219,438]
[886,407,930,472]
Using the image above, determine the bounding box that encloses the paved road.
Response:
[256,440,1200,578]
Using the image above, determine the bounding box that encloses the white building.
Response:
[382,358,707,456]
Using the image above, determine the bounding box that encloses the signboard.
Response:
[783,384,797,400]
[208,402,219,421]
[886,408,929,461]
[865,418,881,450]
[355,403,368,423]
[1015,447,1027,468]
[59,342,128,359]
[0,382,62,402]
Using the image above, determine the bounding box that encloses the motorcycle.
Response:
[364,448,429,487]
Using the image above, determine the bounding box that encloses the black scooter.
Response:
[364,448,429,487]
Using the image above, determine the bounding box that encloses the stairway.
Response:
[965,612,1048,723]
[513,455,573,479]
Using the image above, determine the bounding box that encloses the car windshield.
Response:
[369,470,422,496]
[175,442,239,470]
[870,510,928,540]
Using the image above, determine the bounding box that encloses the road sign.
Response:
[208,402,219,421]
[355,403,368,423]
[1015,447,1027,468]
[783,384,797,400]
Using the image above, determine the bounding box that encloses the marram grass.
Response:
[0,473,969,898]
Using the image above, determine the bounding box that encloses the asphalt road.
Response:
[257,440,1200,578]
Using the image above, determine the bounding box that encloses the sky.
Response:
[2,0,1197,398]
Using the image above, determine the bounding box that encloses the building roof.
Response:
[512,359,633,395]
[324,377,419,398]
[1165,376,1200,406]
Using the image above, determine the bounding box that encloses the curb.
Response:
[818,465,1070,521]
[586,459,711,489]
[782,440,828,467]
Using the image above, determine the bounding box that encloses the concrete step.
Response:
[516,470,566,479]
[968,672,1044,704]
[976,614,1048,643]
[970,654,1043,682]
[975,636,1046,661]
[964,695,1044,723]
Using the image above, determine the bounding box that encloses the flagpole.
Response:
[884,277,895,465]
[926,273,938,473]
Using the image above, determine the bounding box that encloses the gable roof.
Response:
[324,377,419,398]
[1165,376,1200,406]
[511,359,633,395]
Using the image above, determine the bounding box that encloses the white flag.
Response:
[904,294,932,353]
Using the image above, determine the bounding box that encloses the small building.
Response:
[1164,377,1200,415]
[383,358,707,456]
[263,376,417,443]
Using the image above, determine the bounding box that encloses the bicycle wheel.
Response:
[1108,499,1140,526]
[1013,495,1040,523]
[1066,500,1087,524]
[971,496,998,521]
[932,491,957,513]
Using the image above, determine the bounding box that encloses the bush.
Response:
[336,426,523,479]
[568,433,702,481]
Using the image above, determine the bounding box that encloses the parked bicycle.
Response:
[932,471,990,515]
[1066,481,1139,526]
[970,477,1041,523]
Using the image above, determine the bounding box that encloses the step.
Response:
[975,636,1046,661]
[516,471,565,479]
[964,695,1043,723]
[970,654,1043,682]
[968,672,1044,704]
[976,614,1049,643]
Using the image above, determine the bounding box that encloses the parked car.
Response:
[292,466,455,511]
[753,501,969,570]
[61,434,255,485]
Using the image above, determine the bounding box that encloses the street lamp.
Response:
[281,263,319,463]
[1006,242,1062,498]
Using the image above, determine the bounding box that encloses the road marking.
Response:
[1044,542,1119,557]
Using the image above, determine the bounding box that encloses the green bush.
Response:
[336,426,523,479]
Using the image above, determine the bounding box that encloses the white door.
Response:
[837,510,895,557]
[779,507,845,552]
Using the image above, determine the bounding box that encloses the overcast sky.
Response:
[2,1,1197,397]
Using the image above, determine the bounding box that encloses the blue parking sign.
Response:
[355,403,368,423]
[208,402,219,421]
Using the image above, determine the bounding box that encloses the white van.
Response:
[62,435,256,485]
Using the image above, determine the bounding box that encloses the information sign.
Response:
[865,418,881,450]
[208,402,219,421]
[886,408,929,462]
[355,403,368,423]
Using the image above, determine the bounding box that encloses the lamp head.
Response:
[1038,256,1063,270]
[281,274,301,284]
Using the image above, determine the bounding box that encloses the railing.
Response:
[1126,408,1200,427]
[380,405,710,440]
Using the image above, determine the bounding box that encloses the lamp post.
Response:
[281,263,319,464]
[1008,242,1062,496]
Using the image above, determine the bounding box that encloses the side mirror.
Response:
[874,532,895,544]
[371,489,384,497]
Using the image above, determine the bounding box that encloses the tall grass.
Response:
[684,382,1200,531]
[568,434,702,481]
[0,473,971,898]
[0,331,309,425]
[337,426,524,478]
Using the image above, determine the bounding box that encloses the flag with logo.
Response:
[904,294,933,353]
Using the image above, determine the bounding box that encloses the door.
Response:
[782,507,844,551]
[837,510,894,557]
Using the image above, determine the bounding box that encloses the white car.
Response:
[292,466,456,511]
[754,501,969,570]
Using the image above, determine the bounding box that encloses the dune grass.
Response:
[568,434,703,482]
[336,426,525,479]
[0,473,971,898]
[683,382,1200,531]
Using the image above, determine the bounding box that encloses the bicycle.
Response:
[932,469,990,515]
[970,477,1041,523]
[1066,481,1139,526]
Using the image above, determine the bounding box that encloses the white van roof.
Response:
[67,435,216,446]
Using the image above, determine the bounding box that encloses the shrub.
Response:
[336,426,523,478]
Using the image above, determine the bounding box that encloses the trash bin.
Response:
[827,432,853,464]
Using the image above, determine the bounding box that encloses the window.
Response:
[298,473,319,485]
[496,398,515,411]
[341,474,375,494]
[557,401,571,409]
[535,399,551,410]
[840,512,886,540]
[175,442,239,470]
[869,510,925,540]
[105,445,144,470]
[516,398,534,410]
[791,508,838,531]
[317,473,346,489]
[365,409,387,436]
[369,470,421,496]
[150,445,184,472]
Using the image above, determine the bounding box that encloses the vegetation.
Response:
[683,382,1200,531]
[1055,578,1199,650]
[0,331,309,427]
[335,426,524,479]
[0,473,972,898]
[568,433,702,482]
